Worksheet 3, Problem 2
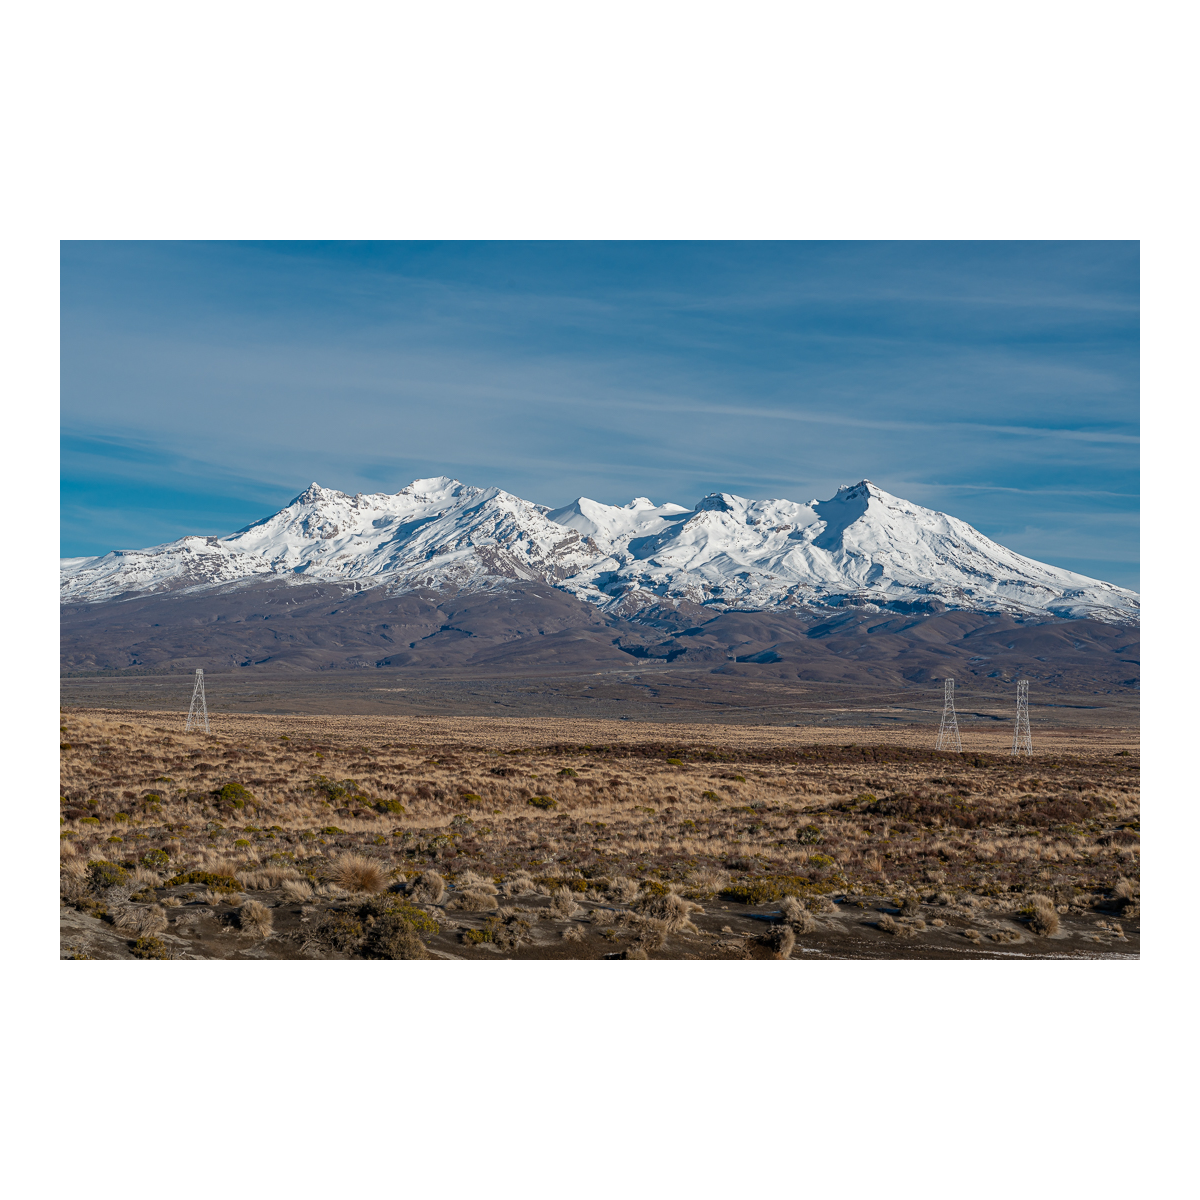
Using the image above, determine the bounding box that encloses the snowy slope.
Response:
[60,477,1139,623]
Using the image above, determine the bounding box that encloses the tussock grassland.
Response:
[59,708,1140,960]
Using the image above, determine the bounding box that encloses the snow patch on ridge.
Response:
[60,477,1139,624]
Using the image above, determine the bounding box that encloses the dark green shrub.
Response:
[79,817,100,826]
[107,836,124,844]
[314,912,365,951]
[462,928,493,945]
[128,887,157,903]
[309,775,360,803]
[363,914,430,959]
[461,793,483,805]
[374,799,407,815]
[720,875,819,905]
[234,838,251,848]
[113,813,129,823]
[357,895,440,933]
[558,768,577,778]
[797,824,824,845]
[130,936,170,959]
[87,860,129,890]
[701,791,720,800]
[163,869,240,891]
[527,796,557,810]
[217,782,255,808]
[666,758,683,766]
[320,826,344,835]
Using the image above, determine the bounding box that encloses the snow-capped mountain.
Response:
[60,477,1139,624]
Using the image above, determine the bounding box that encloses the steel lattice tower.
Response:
[935,677,961,752]
[185,668,209,733]
[1011,679,1033,756]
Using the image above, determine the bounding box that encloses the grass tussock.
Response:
[1027,894,1061,937]
[333,853,389,893]
[238,899,274,939]
[635,890,703,935]
[114,904,168,936]
[408,870,446,905]
[778,895,816,933]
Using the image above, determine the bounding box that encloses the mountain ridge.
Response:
[61,476,1139,625]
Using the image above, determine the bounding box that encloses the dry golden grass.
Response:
[59,707,1139,948]
[332,853,389,893]
[113,904,168,936]
[238,899,274,939]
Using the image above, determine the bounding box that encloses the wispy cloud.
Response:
[61,241,1139,579]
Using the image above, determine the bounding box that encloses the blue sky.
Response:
[61,241,1139,588]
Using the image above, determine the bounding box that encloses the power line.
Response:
[935,678,961,752]
[1011,679,1033,756]
[186,669,209,733]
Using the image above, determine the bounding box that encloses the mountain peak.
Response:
[60,474,1139,624]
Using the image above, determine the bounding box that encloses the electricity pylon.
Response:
[186,669,209,733]
[935,677,961,752]
[1011,679,1033,756]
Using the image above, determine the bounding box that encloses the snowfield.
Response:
[60,477,1139,624]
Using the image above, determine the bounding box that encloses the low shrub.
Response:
[217,782,255,808]
[720,875,818,905]
[314,912,365,952]
[363,914,430,959]
[558,768,577,777]
[164,869,240,891]
[357,895,440,933]
[140,848,170,869]
[527,796,557,810]
[130,936,170,960]
[374,798,407,815]
[87,860,129,890]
